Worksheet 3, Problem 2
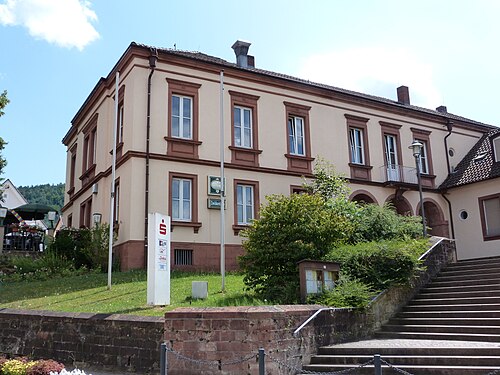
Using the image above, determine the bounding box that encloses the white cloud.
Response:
[297,46,442,110]
[0,0,99,50]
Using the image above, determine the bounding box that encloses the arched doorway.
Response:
[386,195,413,216]
[350,190,378,205]
[418,199,449,237]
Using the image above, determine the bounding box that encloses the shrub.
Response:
[349,203,423,243]
[326,239,428,290]
[239,193,355,303]
[308,274,373,309]
[1,359,32,375]
[26,359,65,375]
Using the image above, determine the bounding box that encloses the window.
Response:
[349,128,364,164]
[346,114,371,180]
[172,178,192,221]
[174,249,193,266]
[233,179,259,234]
[288,116,305,156]
[169,172,201,232]
[234,106,252,148]
[79,197,92,228]
[380,122,402,182]
[117,101,124,144]
[67,214,73,228]
[411,127,435,188]
[171,95,192,139]
[166,79,201,159]
[284,102,313,173]
[80,114,98,187]
[493,136,500,162]
[68,143,77,196]
[479,194,500,240]
[229,91,261,166]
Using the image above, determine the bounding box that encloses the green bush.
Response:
[349,203,423,243]
[308,274,373,309]
[239,193,355,303]
[326,239,428,290]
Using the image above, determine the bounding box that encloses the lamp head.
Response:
[409,140,423,157]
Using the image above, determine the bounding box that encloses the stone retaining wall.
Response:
[0,309,164,374]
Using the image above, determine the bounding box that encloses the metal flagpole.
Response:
[108,71,119,290]
[220,70,225,292]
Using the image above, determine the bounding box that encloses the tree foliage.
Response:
[0,90,9,180]
[17,183,65,211]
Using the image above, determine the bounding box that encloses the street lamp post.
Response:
[409,140,427,237]
[0,207,7,254]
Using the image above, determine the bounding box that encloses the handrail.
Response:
[293,307,341,337]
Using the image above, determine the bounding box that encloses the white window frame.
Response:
[349,128,364,164]
[237,184,254,225]
[416,139,429,174]
[172,178,192,221]
[288,116,305,156]
[234,106,253,148]
[171,95,193,140]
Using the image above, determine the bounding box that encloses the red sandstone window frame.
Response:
[346,114,372,181]
[229,90,262,167]
[79,196,92,228]
[168,172,202,233]
[165,79,202,159]
[411,127,436,188]
[80,113,98,187]
[284,101,313,174]
[232,179,259,235]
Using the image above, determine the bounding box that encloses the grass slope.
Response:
[0,271,265,316]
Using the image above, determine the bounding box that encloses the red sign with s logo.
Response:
[159,219,167,236]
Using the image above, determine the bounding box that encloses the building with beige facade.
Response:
[61,41,499,271]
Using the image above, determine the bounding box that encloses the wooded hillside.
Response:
[18,183,65,212]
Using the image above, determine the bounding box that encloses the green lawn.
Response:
[0,271,266,316]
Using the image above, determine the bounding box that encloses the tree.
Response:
[0,90,9,179]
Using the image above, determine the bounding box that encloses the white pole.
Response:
[220,70,225,292]
[108,71,119,290]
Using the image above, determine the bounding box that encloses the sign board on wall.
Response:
[147,212,171,305]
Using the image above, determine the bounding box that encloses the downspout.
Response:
[144,48,158,268]
[442,120,455,239]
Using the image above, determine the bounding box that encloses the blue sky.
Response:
[1,0,499,186]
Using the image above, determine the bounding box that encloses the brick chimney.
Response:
[397,85,410,105]
[231,40,252,68]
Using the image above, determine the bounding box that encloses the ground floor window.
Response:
[479,193,500,240]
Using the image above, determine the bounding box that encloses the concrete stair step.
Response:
[444,260,500,272]
[430,277,500,288]
[399,310,500,318]
[382,324,500,334]
[403,303,500,312]
[451,256,500,267]
[433,271,500,282]
[318,346,500,356]
[421,283,500,294]
[300,364,500,375]
[415,289,500,299]
[390,317,500,326]
[375,331,500,342]
[310,354,500,366]
[411,296,500,305]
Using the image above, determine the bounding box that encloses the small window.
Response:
[416,139,429,174]
[234,106,252,148]
[174,249,193,266]
[459,210,468,220]
[237,184,254,225]
[349,128,364,165]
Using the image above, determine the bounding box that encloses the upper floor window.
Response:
[80,114,98,187]
[380,122,402,183]
[117,101,124,144]
[411,127,435,188]
[234,106,252,148]
[416,139,429,174]
[171,95,192,139]
[288,116,305,156]
[493,136,500,162]
[284,102,313,173]
[479,193,500,240]
[166,79,201,159]
[69,143,77,194]
[229,90,261,167]
[349,128,364,164]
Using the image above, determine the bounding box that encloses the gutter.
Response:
[442,120,455,239]
[144,48,158,267]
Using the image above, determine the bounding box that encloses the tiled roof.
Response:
[132,42,496,131]
[440,128,500,189]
